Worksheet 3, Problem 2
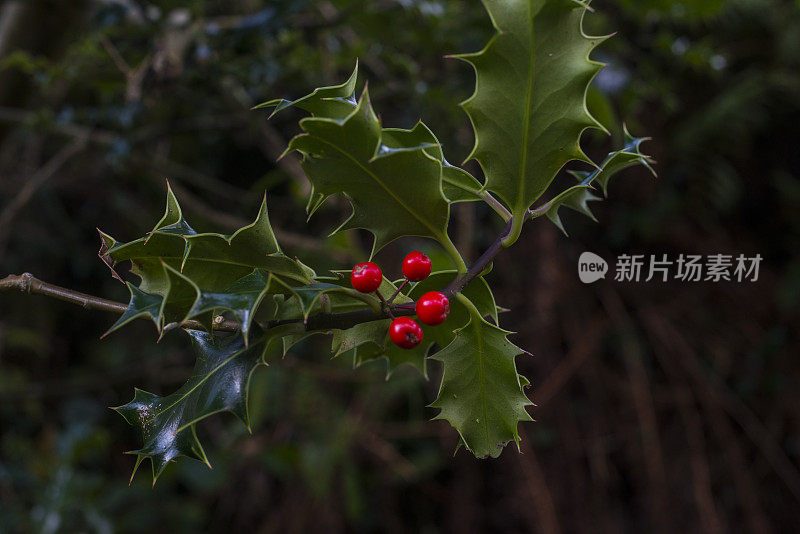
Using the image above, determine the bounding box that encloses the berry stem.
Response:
[374,289,396,318]
[386,279,408,304]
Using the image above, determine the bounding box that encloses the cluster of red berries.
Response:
[350,251,449,350]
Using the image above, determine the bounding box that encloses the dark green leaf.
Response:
[286,88,464,267]
[429,294,533,458]
[456,0,607,242]
[113,324,301,484]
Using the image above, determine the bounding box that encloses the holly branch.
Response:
[1,0,655,481]
[0,215,513,333]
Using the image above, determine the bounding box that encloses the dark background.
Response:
[1,0,799,532]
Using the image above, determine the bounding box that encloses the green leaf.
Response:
[99,188,313,319]
[100,188,312,295]
[533,130,654,234]
[430,294,533,458]
[331,320,390,358]
[254,61,359,120]
[113,324,301,484]
[456,0,607,242]
[159,261,201,328]
[570,128,656,195]
[381,122,484,203]
[286,87,464,268]
[103,283,162,337]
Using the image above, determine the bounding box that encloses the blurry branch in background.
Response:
[0,106,346,260]
[644,311,800,506]
[222,77,311,195]
[0,106,118,145]
[99,35,150,103]
[0,136,87,256]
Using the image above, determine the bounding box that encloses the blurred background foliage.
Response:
[0,0,798,532]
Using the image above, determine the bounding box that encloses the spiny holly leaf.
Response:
[285,87,461,262]
[99,186,313,305]
[254,61,358,119]
[113,324,300,484]
[103,283,162,337]
[456,0,607,242]
[430,294,533,458]
[159,262,201,329]
[534,131,654,234]
[569,129,655,196]
[381,122,484,203]
[531,184,600,236]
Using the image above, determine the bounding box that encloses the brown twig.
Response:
[443,218,513,298]
[0,273,238,332]
[0,272,413,334]
[1,273,126,313]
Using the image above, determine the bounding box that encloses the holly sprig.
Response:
[0,0,654,483]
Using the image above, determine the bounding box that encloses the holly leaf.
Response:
[254,61,359,120]
[103,283,163,337]
[331,320,389,358]
[99,187,315,339]
[381,122,484,203]
[99,186,313,298]
[113,324,299,484]
[456,0,606,239]
[286,87,460,261]
[569,128,655,196]
[533,130,655,234]
[430,294,533,458]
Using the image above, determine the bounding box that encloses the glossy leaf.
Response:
[188,269,281,345]
[254,61,359,120]
[99,187,313,299]
[286,88,462,264]
[456,0,607,242]
[103,283,162,337]
[429,294,533,458]
[113,324,301,483]
[381,122,484,203]
[534,131,654,234]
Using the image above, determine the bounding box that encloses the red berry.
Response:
[389,317,423,349]
[402,251,432,282]
[351,262,382,293]
[415,291,449,326]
